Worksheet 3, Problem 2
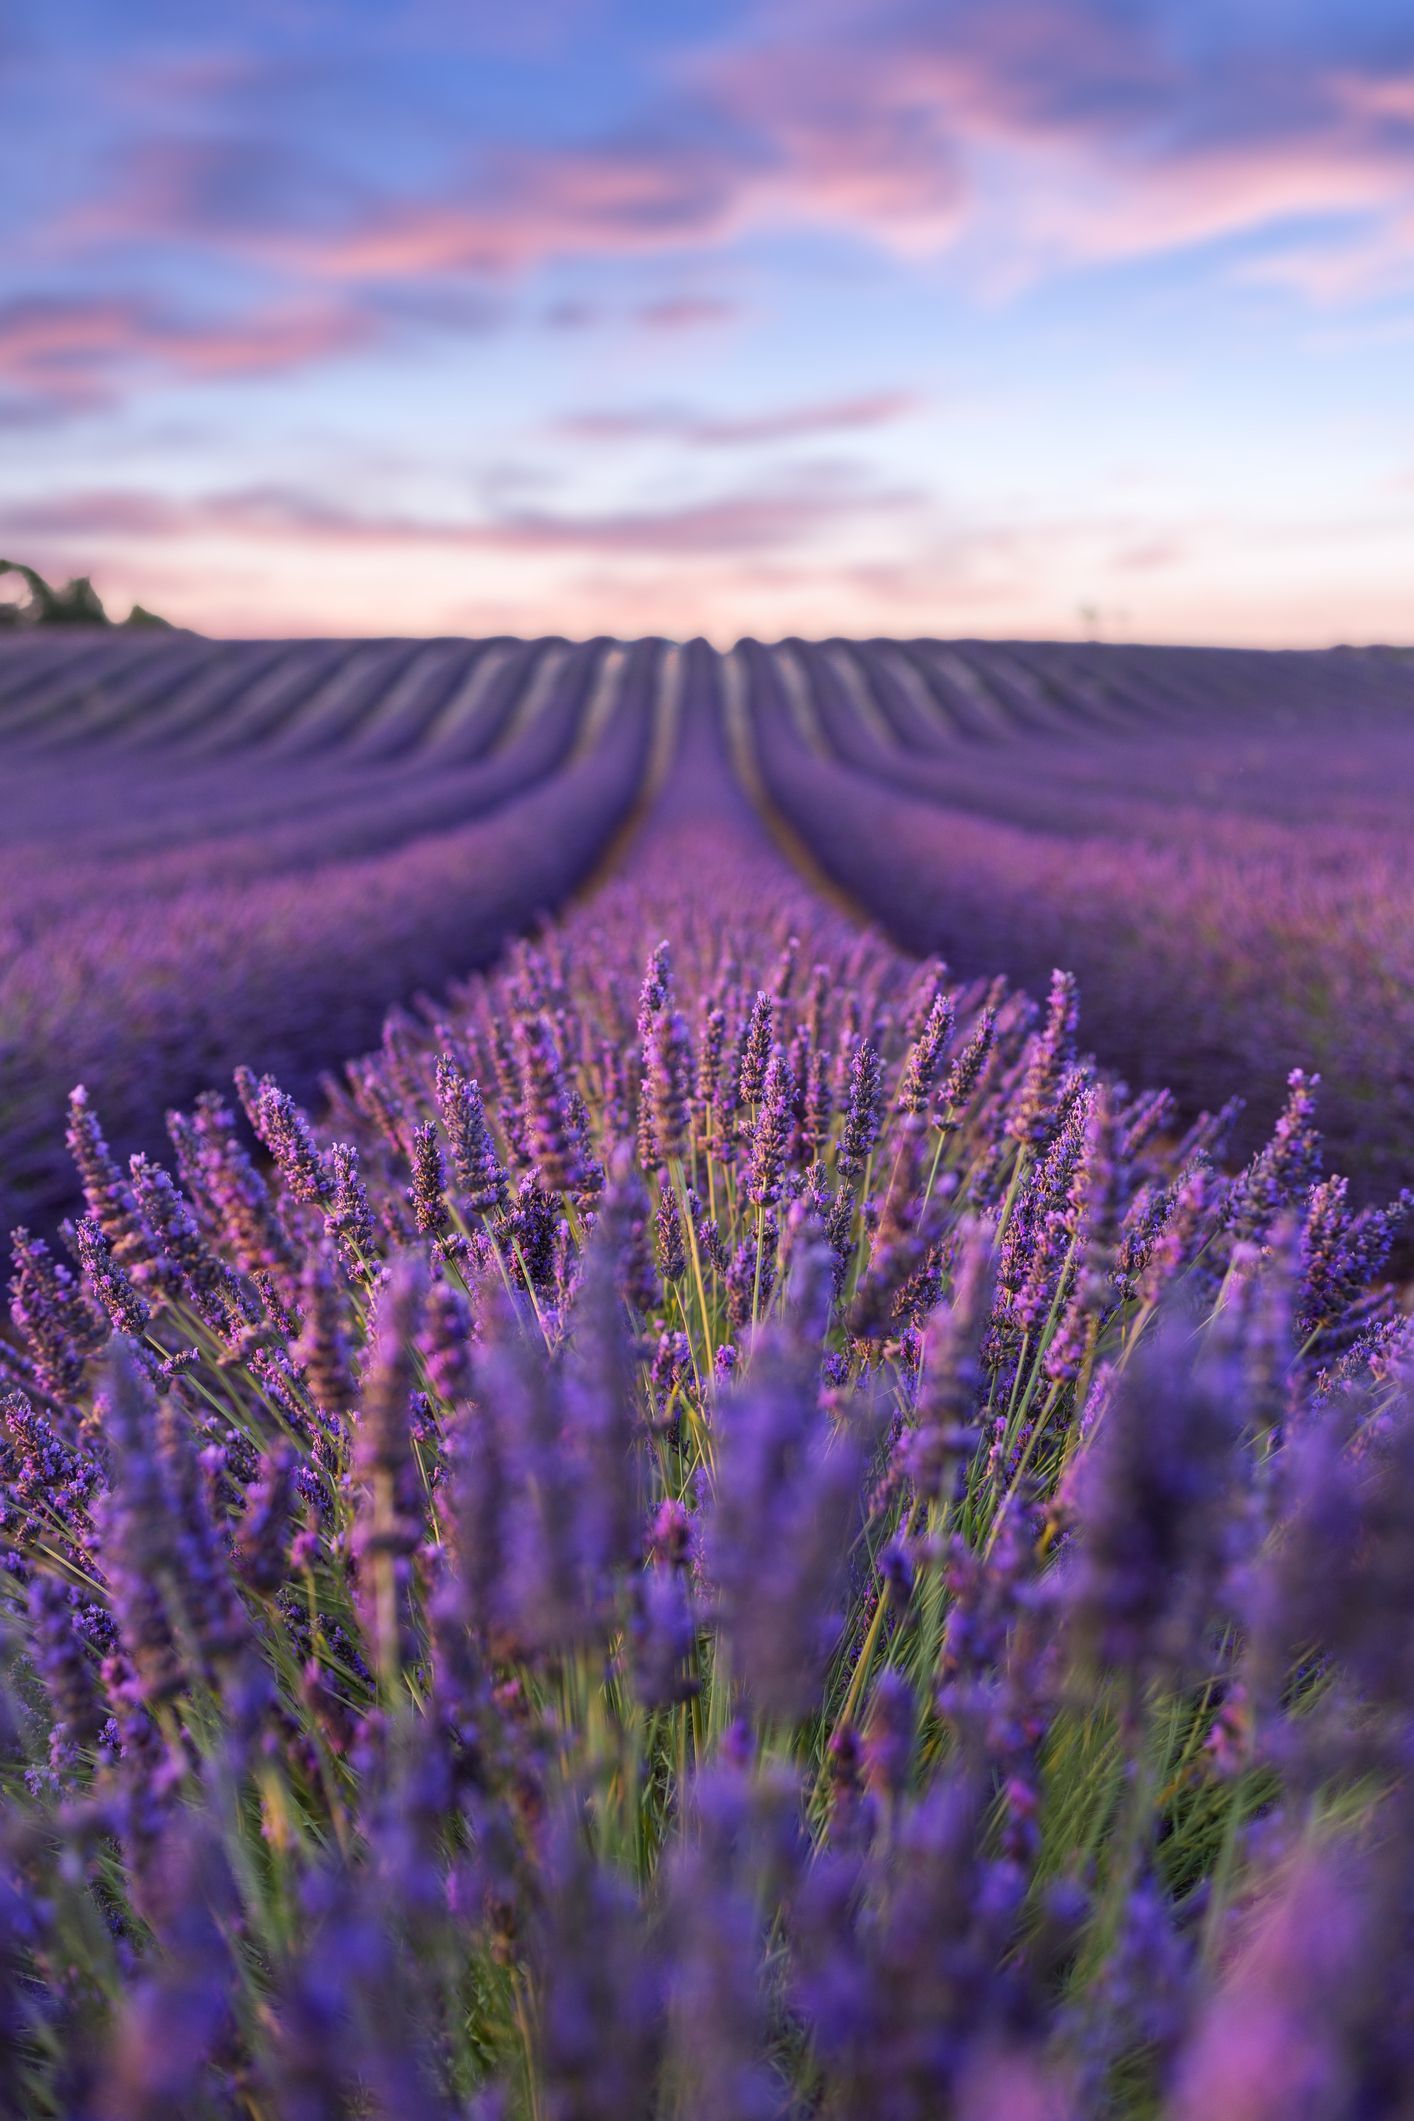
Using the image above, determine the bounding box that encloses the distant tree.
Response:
[0,558,171,628]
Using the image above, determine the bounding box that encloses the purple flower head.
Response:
[837,1041,884,1181]
[693,1003,727,1131]
[655,1175,686,1281]
[504,1173,560,1296]
[407,1121,449,1238]
[736,990,773,1108]
[940,1004,997,1117]
[94,1341,185,1709]
[631,1562,699,1710]
[747,1052,792,1208]
[848,1114,938,1341]
[685,1186,728,1279]
[66,1084,153,1279]
[8,1226,104,1400]
[863,1669,916,1804]
[238,1068,330,1207]
[516,1013,586,1194]
[417,1273,476,1405]
[324,1140,376,1270]
[646,1008,693,1166]
[1299,1175,1412,1356]
[904,1222,994,1501]
[1226,1068,1323,1246]
[898,992,956,1116]
[779,1200,836,1348]
[798,1043,832,1162]
[73,1214,151,1345]
[168,1088,291,1281]
[566,1223,645,1582]
[129,1152,253,1332]
[725,1214,777,1337]
[636,938,673,1039]
[1,1387,101,1573]
[1135,1160,1220,1310]
[434,1056,509,1216]
[1009,971,1080,1150]
[294,1241,357,1425]
[438,1365,511,1660]
[769,930,800,998]
[96,1816,239,2121]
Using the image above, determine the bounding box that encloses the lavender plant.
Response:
[745,635,1414,1207]
[0,638,1409,2116]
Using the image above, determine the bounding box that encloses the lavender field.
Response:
[1,626,1413,2117]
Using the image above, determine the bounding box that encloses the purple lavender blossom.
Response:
[8,1226,104,1399]
[434,1057,508,1216]
[407,1121,449,1239]
[516,1014,586,1194]
[837,1041,884,1180]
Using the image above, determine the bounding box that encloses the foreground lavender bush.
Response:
[2,662,1410,2117]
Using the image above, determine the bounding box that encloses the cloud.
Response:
[692,2,1414,277]
[62,131,369,251]
[1,466,927,562]
[273,137,763,281]
[1111,535,1187,573]
[30,3,1414,308]
[539,293,743,335]
[1234,204,1414,303]
[0,291,380,421]
[553,389,922,447]
[635,294,742,331]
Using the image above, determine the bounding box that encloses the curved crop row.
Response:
[876,635,1414,746]
[743,639,1414,1201]
[0,634,587,764]
[0,644,659,1237]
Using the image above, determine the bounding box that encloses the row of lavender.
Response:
[0,633,549,762]
[5,628,1408,1243]
[2,647,1412,2114]
[0,635,667,1242]
[741,637,1414,1206]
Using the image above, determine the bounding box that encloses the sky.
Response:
[1,0,1412,645]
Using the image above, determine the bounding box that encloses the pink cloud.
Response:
[1112,535,1187,574]
[1,469,926,562]
[1235,205,1414,304]
[554,389,922,447]
[692,6,1414,278]
[37,8,1414,308]
[0,292,378,417]
[635,294,742,331]
[243,138,755,282]
[1023,135,1414,268]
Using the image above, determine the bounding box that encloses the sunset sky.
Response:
[3,0,1413,643]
